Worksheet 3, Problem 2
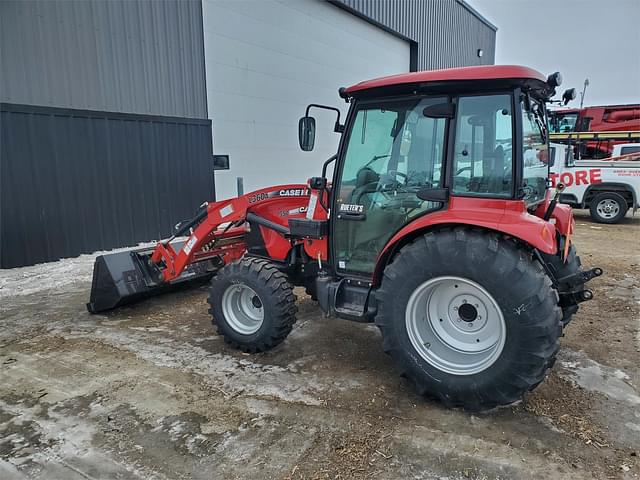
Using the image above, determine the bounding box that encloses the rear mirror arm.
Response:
[305,104,344,132]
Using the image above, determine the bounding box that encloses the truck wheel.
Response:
[208,257,297,353]
[589,192,627,224]
[541,245,582,326]
[376,228,562,411]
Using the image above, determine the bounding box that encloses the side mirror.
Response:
[298,116,316,151]
[562,88,577,105]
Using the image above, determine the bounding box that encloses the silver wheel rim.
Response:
[596,198,620,219]
[222,284,264,335]
[405,276,506,375]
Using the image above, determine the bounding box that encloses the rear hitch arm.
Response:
[556,267,604,289]
[556,267,603,308]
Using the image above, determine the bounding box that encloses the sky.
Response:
[466,0,640,107]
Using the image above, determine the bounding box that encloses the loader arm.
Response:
[150,184,310,282]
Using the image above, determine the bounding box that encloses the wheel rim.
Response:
[596,198,620,219]
[405,276,506,375]
[222,284,264,335]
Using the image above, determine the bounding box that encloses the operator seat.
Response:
[350,167,380,206]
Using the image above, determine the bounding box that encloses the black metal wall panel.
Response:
[0,103,214,268]
[0,0,207,118]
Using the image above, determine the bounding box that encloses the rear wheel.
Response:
[589,191,627,224]
[376,228,562,411]
[208,257,297,352]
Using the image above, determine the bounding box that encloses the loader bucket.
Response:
[86,242,217,313]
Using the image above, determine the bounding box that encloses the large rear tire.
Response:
[208,257,297,353]
[376,228,562,411]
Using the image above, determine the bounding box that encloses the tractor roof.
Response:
[345,65,547,96]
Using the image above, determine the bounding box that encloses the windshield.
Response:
[521,98,549,205]
[339,101,445,195]
[334,97,447,274]
[550,112,578,133]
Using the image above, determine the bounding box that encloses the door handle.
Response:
[338,212,366,221]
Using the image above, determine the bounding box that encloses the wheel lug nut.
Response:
[468,323,474,327]
[462,299,467,304]
[454,306,458,311]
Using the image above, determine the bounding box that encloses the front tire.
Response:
[208,257,297,353]
[376,228,562,411]
[589,191,627,224]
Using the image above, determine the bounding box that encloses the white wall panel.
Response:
[203,0,410,199]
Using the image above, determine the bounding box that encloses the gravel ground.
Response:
[1,210,639,480]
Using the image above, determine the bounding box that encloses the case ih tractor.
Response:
[88,65,602,410]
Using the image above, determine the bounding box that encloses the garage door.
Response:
[202,0,410,199]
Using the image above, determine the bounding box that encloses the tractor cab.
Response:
[299,66,567,281]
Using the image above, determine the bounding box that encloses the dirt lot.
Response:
[1,210,639,480]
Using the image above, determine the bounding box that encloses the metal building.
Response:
[0,0,495,268]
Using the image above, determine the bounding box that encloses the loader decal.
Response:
[248,188,309,204]
[183,235,198,255]
[220,204,234,217]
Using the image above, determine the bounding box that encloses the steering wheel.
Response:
[387,170,408,183]
[377,170,408,193]
[454,166,471,176]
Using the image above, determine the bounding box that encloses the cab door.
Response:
[332,97,448,276]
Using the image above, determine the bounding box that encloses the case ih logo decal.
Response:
[248,188,310,203]
[279,188,309,196]
[549,169,602,187]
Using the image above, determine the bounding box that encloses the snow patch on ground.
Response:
[558,349,640,405]
[0,398,147,479]
[0,242,157,299]
[55,325,356,406]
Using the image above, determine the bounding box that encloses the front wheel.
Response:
[589,191,627,224]
[376,228,562,411]
[208,257,297,353]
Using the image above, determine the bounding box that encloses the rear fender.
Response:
[372,197,558,287]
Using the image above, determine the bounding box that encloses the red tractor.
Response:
[88,65,602,410]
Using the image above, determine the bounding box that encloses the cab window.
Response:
[452,94,513,198]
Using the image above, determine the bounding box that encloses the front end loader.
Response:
[88,65,602,410]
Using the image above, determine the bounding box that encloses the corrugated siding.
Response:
[334,0,496,69]
[0,0,207,118]
[0,104,214,268]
